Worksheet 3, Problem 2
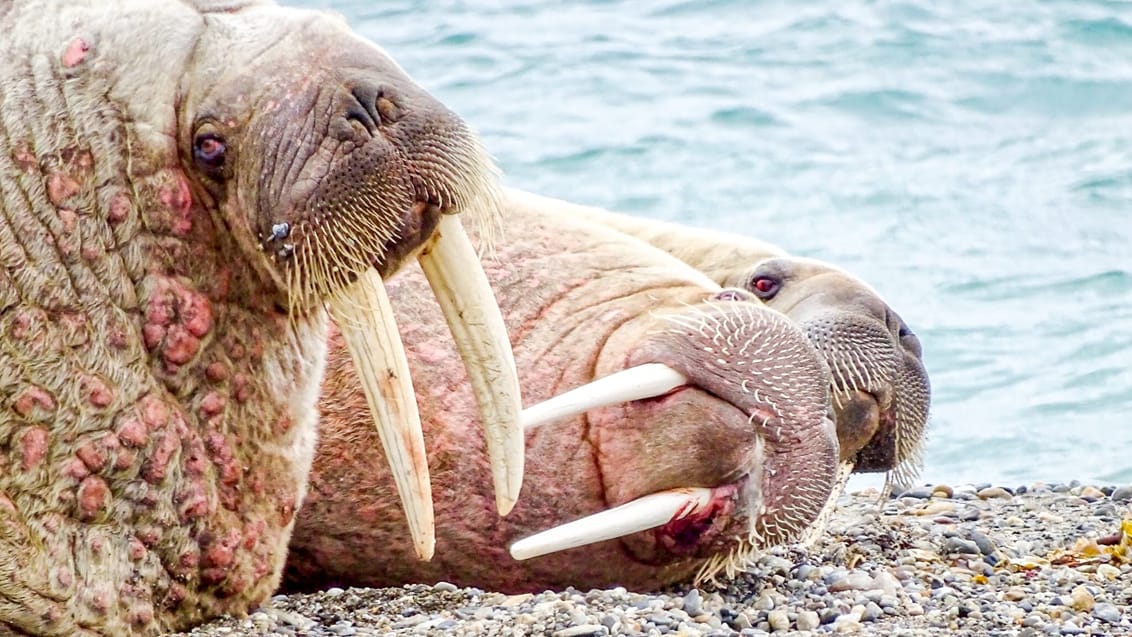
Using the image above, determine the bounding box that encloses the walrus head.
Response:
[511,292,839,581]
[175,5,523,555]
[741,257,932,491]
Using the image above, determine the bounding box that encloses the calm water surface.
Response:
[288,0,1132,487]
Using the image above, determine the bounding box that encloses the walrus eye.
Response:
[193,133,227,175]
[750,275,780,300]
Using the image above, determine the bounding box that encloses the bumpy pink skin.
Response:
[0,29,326,637]
[1,1,488,635]
[286,205,836,593]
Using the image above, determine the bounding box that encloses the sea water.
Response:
[288,0,1132,487]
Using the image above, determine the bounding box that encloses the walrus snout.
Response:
[512,299,839,572]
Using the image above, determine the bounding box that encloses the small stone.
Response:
[730,611,753,630]
[943,537,980,554]
[683,589,703,617]
[553,625,607,637]
[796,611,820,631]
[1111,485,1132,502]
[432,581,458,592]
[977,486,1013,500]
[900,486,934,499]
[861,602,883,622]
[760,555,793,573]
[1069,585,1094,612]
[767,610,789,632]
[968,531,997,556]
[1005,588,1028,602]
[828,571,875,592]
[931,484,954,498]
[600,615,618,631]
[752,592,774,611]
[1077,486,1105,501]
[1094,603,1122,624]
[325,587,345,597]
[1096,564,1120,581]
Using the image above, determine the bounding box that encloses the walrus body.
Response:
[286,195,840,593]
[1,2,513,635]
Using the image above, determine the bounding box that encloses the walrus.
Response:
[284,190,931,593]
[555,191,931,492]
[284,191,844,594]
[0,2,531,635]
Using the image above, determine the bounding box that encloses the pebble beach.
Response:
[179,482,1132,636]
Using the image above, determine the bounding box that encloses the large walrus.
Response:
[284,191,931,593]
[287,193,859,594]
[0,2,535,635]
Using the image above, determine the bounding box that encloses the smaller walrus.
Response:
[286,192,842,593]
[559,193,931,493]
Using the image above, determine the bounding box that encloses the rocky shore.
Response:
[177,482,1132,636]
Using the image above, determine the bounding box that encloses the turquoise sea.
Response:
[290,1,1132,487]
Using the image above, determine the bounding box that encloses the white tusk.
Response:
[521,363,686,430]
[509,487,714,561]
[418,214,524,516]
[327,268,434,561]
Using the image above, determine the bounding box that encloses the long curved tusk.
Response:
[328,268,434,560]
[418,214,524,516]
[521,363,687,430]
[509,487,714,560]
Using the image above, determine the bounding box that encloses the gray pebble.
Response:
[647,614,672,627]
[683,589,703,617]
[943,537,981,554]
[900,486,934,499]
[1094,603,1122,624]
[552,625,608,637]
[968,531,997,556]
[862,602,883,622]
[1111,485,1132,501]
[432,581,458,592]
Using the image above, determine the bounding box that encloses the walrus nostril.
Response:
[347,83,401,132]
[711,288,756,303]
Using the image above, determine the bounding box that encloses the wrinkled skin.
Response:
[0,1,498,635]
[565,191,931,486]
[286,197,838,593]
